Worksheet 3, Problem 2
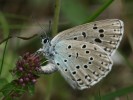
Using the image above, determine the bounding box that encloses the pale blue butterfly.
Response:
[38,19,124,90]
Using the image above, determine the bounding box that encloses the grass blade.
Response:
[86,0,114,22]
[95,86,133,100]
[0,12,10,76]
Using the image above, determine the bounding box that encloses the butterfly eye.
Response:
[43,38,48,44]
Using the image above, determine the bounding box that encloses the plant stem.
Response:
[98,88,102,100]
[87,0,114,22]
[45,74,54,100]
[126,95,129,100]
[52,0,61,36]
[45,0,61,100]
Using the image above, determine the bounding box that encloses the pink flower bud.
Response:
[19,67,23,71]
[22,83,26,87]
[25,77,29,81]
[32,79,36,83]
[19,78,23,83]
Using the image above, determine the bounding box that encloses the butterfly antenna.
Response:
[48,20,52,45]
[31,15,47,38]
[48,20,52,33]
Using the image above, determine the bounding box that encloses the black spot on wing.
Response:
[86,50,90,54]
[82,32,86,38]
[93,26,97,29]
[99,29,104,33]
[57,63,60,65]
[68,45,72,49]
[82,44,86,48]
[64,60,67,62]
[76,53,78,58]
[76,65,80,69]
[84,65,88,68]
[89,57,93,60]
[72,71,76,75]
[100,34,104,38]
[88,62,92,64]
[68,55,71,57]
[95,38,102,43]
[74,37,77,40]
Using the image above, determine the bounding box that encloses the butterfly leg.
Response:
[41,63,58,74]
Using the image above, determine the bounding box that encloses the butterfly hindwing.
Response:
[51,19,124,56]
[54,40,113,90]
[40,19,124,90]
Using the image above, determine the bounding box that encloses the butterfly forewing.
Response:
[51,19,124,56]
[53,40,113,90]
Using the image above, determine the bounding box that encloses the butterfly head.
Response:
[40,37,52,57]
[42,37,51,48]
[42,38,49,44]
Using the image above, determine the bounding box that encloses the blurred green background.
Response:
[0,0,133,100]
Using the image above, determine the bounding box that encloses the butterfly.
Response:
[38,19,124,90]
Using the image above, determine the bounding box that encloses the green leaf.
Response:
[28,84,35,95]
[0,82,15,96]
[0,78,8,90]
[62,0,89,25]
[3,96,12,100]
[0,82,26,99]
